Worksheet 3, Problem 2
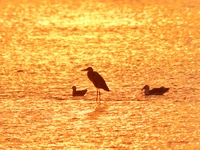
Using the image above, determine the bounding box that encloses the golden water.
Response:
[0,0,200,149]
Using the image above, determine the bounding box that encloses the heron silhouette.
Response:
[72,86,87,97]
[82,67,109,103]
[141,85,169,96]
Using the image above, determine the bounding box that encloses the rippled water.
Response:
[0,0,200,149]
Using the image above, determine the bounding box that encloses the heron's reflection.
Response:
[87,104,108,120]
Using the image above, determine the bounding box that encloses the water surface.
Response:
[0,0,200,149]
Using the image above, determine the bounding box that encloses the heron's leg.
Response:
[96,89,98,103]
[97,89,99,103]
[95,89,100,104]
[99,90,101,103]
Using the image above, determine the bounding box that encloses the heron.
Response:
[72,86,87,97]
[141,85,169,96]
[82,67,109,103]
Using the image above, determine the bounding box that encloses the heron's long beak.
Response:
[81,68,88,71]
[141,87,145,91]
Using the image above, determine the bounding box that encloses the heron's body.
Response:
[142,85,169,95]
[82,67,109,103]
[87,70,109,91]
[72,86,87,96]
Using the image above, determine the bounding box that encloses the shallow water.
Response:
[0,0,200,149]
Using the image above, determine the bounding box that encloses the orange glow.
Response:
[0,0,200,149]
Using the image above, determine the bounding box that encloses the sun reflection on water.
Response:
[0,0,200,149]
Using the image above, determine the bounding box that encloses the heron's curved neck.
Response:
[87,70,95,83]
[87,69,94,75]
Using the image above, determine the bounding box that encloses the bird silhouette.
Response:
[72,86,87,96]
[82,67,109,103]
[141,85,169,96]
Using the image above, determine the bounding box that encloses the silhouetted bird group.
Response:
[72,67,169,103]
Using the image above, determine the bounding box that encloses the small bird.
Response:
[72,86,87,96]
[82,67,109,103]
[141,85,169,95]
